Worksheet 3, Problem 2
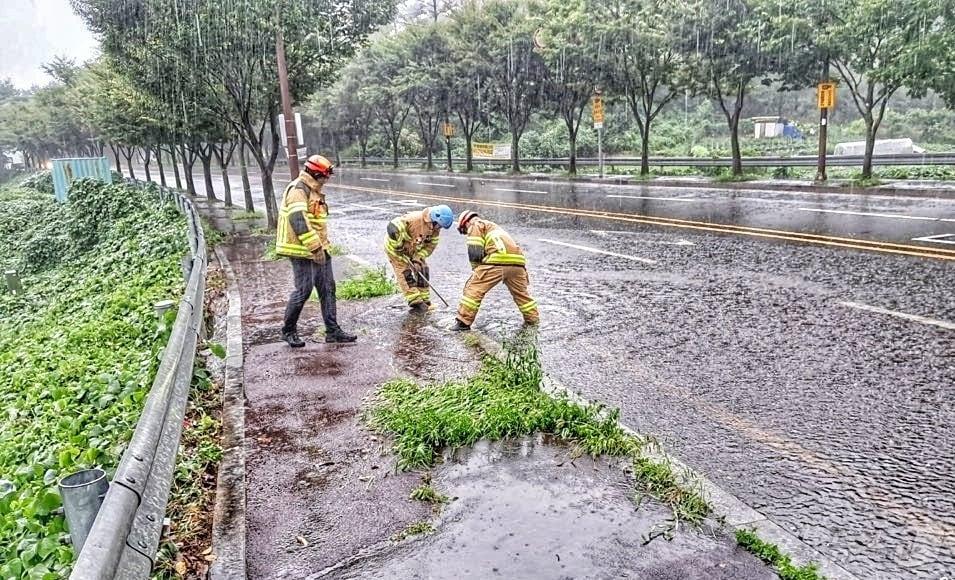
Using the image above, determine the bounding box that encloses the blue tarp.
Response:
[51,157,113,202]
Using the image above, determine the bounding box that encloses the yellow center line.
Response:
[331,183,955,261]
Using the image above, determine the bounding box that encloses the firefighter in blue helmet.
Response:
[384,205,454,310]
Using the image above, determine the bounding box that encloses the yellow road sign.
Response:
[592,95,605,127]
[471,142,494,157]
[818,82,836,109]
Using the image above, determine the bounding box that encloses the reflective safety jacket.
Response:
[463,219,526,267]
[276,172,330,258]
[385,209,441,262]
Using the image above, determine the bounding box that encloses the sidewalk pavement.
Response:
[215,234,775,580]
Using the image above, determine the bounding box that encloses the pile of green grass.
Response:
[0,178,187,578]
[735,529,826,580]
[335,267,397,300]
[370,346,707,525]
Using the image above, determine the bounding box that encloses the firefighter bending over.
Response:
[385,205,454,311]
[451,211,539,331]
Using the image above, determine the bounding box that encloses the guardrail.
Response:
[340,152,955,169]
[69,182,207,579]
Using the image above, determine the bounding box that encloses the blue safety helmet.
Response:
[429,205,454,229]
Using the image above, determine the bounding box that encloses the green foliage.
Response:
[409,483,449,504]
[0,180,187,578]
[21,171,54,195]
[370,344,709,525]
[735,528,826,580]
[391,521,435,542]
[335,268,398,300]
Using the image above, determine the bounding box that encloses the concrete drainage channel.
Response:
[207,250,858,579]
[209,247,248,580]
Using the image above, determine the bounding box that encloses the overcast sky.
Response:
[0,0,98,88]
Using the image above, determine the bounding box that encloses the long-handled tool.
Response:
[411,264,449,307]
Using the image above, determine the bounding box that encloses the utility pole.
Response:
[276,25,299,179]
[815,58,831,183]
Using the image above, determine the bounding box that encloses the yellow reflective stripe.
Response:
[286,202,308,213]
[460,296,481,310]
[299,231,318,243]
[518,300,538,313]
[414,249,430,259]
[276,244,311,258]
[485,253,526,265]
[466,236,485,246]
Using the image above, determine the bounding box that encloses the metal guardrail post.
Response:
[59,469,109,553]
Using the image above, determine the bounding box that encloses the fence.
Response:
[340,152,955,169]
[69,182,207,579]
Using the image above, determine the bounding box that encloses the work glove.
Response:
[402,269,417,286]
[311,250,327,265]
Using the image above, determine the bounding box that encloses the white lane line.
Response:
[341,203,395,212]
[538,238,658,265]
[360,177,390,182]
[495,187,549,195]
[797,207,955,222]
[390,199,424,206]
[607,194,704,203]
[417,181,456,188]
[839,301,955,331]
[590,230,695,246]
[912,233,955,245]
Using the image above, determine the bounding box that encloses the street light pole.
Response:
[276,25,299,179]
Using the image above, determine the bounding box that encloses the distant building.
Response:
[833,138,925,156]
[752,116,803,140]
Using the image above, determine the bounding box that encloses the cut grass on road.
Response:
[335,267,397,300]
[735,528,826,580]
[369,345,706,526]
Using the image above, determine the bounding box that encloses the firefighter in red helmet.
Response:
[275,154,356,346]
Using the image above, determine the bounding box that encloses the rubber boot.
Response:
[283,331,305,348]
[325,328,357,343]
[450,319,471,332]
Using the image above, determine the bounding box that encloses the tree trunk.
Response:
[729,117,742,176]
[169,145,182,189]
[217,148,233,208]
[465,133,474,172]
[123,149,136,179]
[568,124,578,175]
[360,140,368,168]
[239,142,254,212]
[510,131,520,173]
[109,144,122,175]
[862,120,876,180]
[199,150,217,201]
[179,144,196,196]
[425,145,434,170]
[391,137,400,168]
[640,123,651,176]
[142,148,152,182]
[155,146,167,187]
[260,167,277,230]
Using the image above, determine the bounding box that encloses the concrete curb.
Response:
[467,332,859,580]
[346,167,955,200]
[209,246,247,580]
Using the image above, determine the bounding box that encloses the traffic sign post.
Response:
[443,121,454,171]
[816,75,836,182]
[592,93,605,178]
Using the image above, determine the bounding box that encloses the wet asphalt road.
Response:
[183,165,955,578]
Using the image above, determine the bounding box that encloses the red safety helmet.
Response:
[457,210,478,234]
[304,154,333,178]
